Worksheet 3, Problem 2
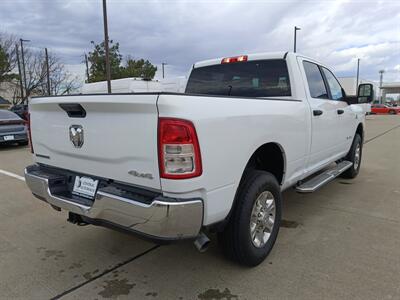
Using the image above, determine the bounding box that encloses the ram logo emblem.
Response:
[69,125,84,148]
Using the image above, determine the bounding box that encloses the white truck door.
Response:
[300,59,341,171]
[320,66,355,157]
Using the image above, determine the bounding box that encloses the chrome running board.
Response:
[296,161,353,193]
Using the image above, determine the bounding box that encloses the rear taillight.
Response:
[27,112,34,153]
[158,118,202,179]
[221,55,248,64]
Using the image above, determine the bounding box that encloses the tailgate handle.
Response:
[59,103,86,118]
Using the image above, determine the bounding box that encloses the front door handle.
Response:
[337,109,344,115]
[313,110,323,116]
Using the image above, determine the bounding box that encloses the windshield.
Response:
[185,59,291,97]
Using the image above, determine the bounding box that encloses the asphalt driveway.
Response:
[0,115,399,300]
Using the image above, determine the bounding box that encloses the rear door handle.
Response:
[337,109,344,115]
[313,110,323,116]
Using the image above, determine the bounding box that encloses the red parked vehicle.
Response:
[371,104,400,115]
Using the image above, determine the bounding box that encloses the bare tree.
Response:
[1,31,81,104]
[48,62,81,96]
[22,48,81,101]
[23,49,50,97]
[0,32,18,82]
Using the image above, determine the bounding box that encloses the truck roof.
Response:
[193,52,322,69]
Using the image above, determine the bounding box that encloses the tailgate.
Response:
[29,94,161,190]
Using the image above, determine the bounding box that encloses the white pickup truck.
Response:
[25,52,374,266]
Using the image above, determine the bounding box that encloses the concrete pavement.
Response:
[0,115,399,299]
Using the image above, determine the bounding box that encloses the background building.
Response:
[338,77,378,97]
[380,82,400,105]
[0,80,22,105]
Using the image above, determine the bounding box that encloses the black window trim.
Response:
[318,65,332,100]
[319,65,347,103]
[302,60,330,100]
[303,60,347,103]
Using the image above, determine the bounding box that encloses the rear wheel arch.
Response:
[214,142,286,231]
[242,142,286,186]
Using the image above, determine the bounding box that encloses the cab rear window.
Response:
[185,59,291,97]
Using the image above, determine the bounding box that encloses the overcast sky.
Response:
[1,0,399,83]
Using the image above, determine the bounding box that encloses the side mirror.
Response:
[357,83,374,103]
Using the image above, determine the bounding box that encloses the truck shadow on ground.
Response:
[51,188,314,299]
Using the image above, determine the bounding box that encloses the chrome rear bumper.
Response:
[24,165,203,240]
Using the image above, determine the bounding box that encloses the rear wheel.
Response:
[341,133,362,179]
[218,170,281,267]
[389,110,396,115]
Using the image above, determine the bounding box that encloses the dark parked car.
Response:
[10,104,29,120]
[0,110,28,145]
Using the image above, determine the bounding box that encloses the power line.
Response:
[162,62,168,79]
[102,0,111,93]
[20,38,30,100]
[45,48,51,96]
[356,58,360,93]
[15,44,24,101]
[84,53,90,83]
[294,26,301,53]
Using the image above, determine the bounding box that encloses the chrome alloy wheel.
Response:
[354,143,361,170]
[250,191,276,248]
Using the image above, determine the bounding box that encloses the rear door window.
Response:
[303,61,329,99]
[185,59,291,97]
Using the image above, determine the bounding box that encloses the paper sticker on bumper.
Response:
[72,176,99,199]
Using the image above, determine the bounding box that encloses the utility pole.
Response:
[102,0,111,93]
[20,38,30,100]
[356,58,360,93]
[162,62,167,79]
[15,44,24,101]
[45,48,51,96]
[84,53,90,83]
[379,69,385,104]
[294,26,301,53]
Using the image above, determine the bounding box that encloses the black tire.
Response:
[389,110,396,115]
[218,170,282,267]
[341,133,362,179]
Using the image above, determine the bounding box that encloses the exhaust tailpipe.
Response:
[194,232,210,253]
